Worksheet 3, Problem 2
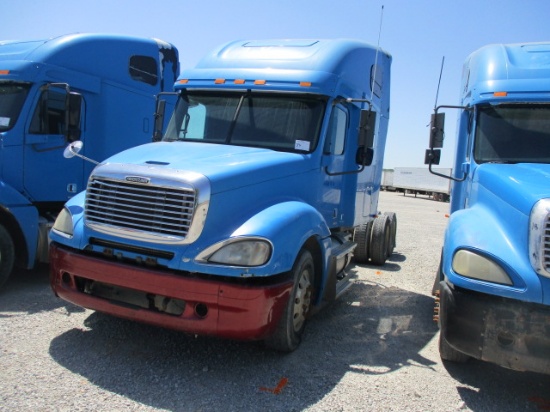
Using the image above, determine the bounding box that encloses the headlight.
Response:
[52,207,74,238]
[452,249,512,285]
[200,239,272,267]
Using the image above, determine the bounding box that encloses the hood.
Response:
[475,163,550,214]
[102,141,314,193]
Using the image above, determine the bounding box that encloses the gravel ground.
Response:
[1,191,549,411]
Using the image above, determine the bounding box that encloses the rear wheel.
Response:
[370,214,390,265]
[266,249,314,352]
[384,212,397,258]
[0,224,15,288]
[353,221,373,263]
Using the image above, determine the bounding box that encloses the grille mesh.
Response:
[544,214,550,272]
[85,178,196,238]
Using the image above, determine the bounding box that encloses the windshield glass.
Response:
[163,91,326,153]
[474,104,550,164]
[0,82,31,131]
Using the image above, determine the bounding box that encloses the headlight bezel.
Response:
[452,249,513,286]
[51,207,74,238]
[196,237,272,267]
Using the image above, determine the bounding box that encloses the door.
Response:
[23,87,84,203]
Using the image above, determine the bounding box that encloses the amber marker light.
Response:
[234,79,245,85]
[254,80,266,85]
[299,81,312,87]
[0,70,10,75]
[494,91,508,97]
[214,78,226,84]
[178,79,189,84]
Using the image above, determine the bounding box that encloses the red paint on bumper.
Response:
[49,243,293,341]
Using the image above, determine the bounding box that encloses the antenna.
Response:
[370,5,385,103]
[434,56,445,110]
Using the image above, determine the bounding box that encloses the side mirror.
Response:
[63,140,83,159]
[429,112,445,148]
[66,92,82,142]
[153,99,166,141]
[356,147,374,166]
[358,109,376,149]
[63,140,99,165]
[424,148,441,165]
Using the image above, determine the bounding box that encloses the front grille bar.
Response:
[85,178,196,239]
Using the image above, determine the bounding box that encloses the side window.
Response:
[129,55,158,86]
[324,106,348,155]
[29,89,66,135]
[181,103,207,139]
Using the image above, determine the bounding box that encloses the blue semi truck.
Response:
[49,39,396,351]
[426,42,550,374]
[0,33,179,287]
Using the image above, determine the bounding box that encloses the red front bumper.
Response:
[49,243,293,341]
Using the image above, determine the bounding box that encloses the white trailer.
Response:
[381,169,395,191]
[393,167,452,201]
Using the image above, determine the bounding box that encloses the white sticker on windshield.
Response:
[0,117,9,127]
[295,140,310,151]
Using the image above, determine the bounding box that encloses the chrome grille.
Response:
[543,214,550,272]
[529,199,550,279]
[85,178,196,238]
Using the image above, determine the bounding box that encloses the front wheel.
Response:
[265,249,314,352]
[439,333,470,363]
[438,282,469,363]
[0,224,15,288]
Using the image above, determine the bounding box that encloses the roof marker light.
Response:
[300,81,312,87]
[215,78,226,84]
[234,79,245,85]
[179,79,189,84]
[494,91,508,97]
[0,70,10,75]
[254,80,266,85]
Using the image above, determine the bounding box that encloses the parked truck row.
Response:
[2,31,549,374]
[381,167,452,201]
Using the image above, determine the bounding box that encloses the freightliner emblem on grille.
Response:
[125,176,150,184]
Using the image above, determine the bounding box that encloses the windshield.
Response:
[474,104,550,164]
[0,82,31,131]
[163,91,326,153]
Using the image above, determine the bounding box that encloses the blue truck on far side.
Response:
[0,33,179,287]
[426,42,550,375]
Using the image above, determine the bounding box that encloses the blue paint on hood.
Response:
[474,163,550,214]
[103,141,314,194]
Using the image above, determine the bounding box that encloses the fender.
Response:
[443,204,542,303]
[231,200,332,274]
[48,191,86,250]
[0,180,38,268]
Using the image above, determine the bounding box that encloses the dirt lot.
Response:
[1,191,549,411]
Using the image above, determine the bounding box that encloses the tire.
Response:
[353,221,373,263]
[438,282,469,363]
[0,224,15,288]
[369,214,390,265]
[439,334,470,363]
[266,249,314,352]
[384,212,397,258]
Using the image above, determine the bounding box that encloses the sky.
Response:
[3,0,549,169]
